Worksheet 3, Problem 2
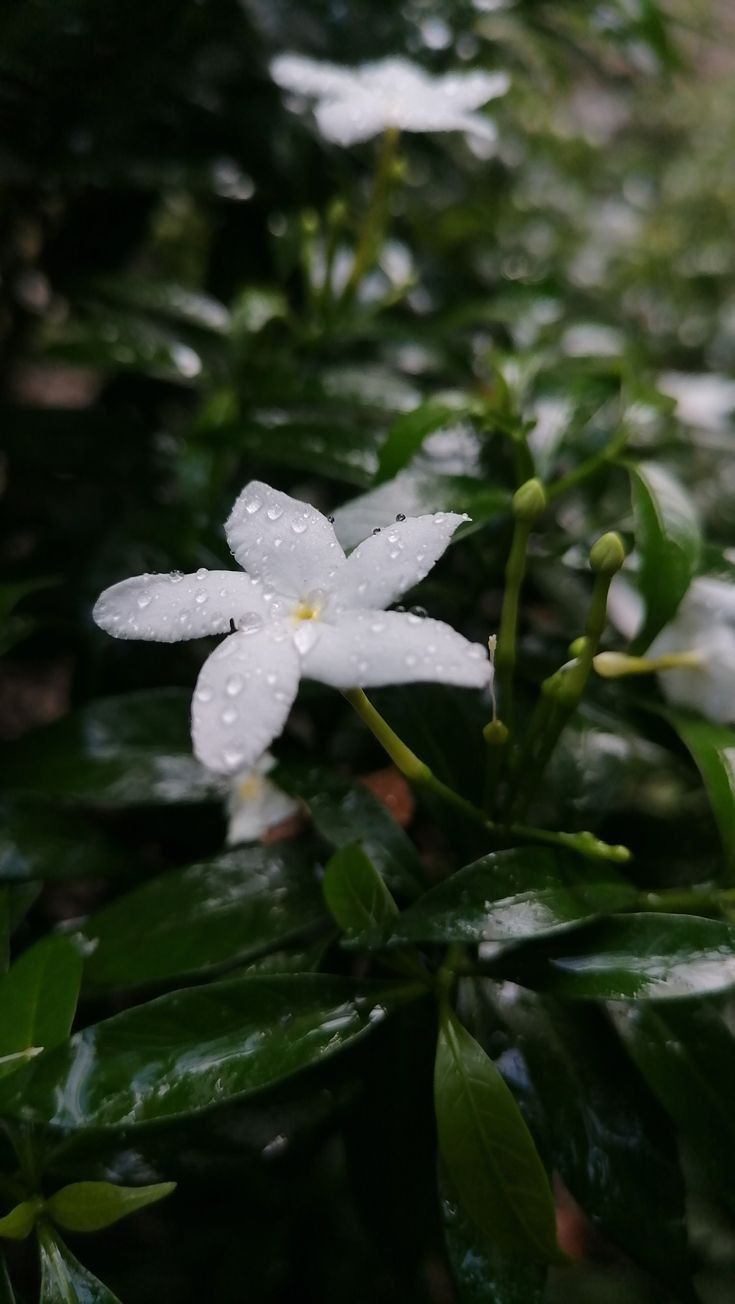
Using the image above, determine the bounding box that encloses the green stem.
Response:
[343,689,630,864]
[495,519,532,732]
[545,428,628,502]
[341,127,400,305]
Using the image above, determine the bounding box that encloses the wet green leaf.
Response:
[0,936,82,1076]
[81,844,327,992]
[0,1198,43,1240]
[504,914,735,1000]
[322,844,398,936]
[662,711,735,877]
[0,796,126,883]
[0,690,221,806]
[434,1007,562,1264]
[46,1181,176,1233]
[628,461,701,650]
[359,847,636,949]
[375,402,461,485]
[440,1171,546,1304]
[38,1224,121,1303]
[611,997,735,1214]
[0,975,420,1129]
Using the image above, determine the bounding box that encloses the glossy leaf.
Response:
[0,975,419,1128]
[358,847,636,949]
[322,844,398,936]
[38,1225,121,1303]
[628,461,701,650]
[0,796,126,883]
[506,913,735,1001]
[434,1007,561,1264]
[0,936,82,1075]
[663,711,735,877]
[491,985,689,1286]
[46,1181,176,1233]
[374,402,460,485]
[440,1173,546,1304]
[280,768,423,898]
[611,997,735,1214]
[0,690,222,806]
[81,844,326,992]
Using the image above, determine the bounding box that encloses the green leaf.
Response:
[0,796,127,883]
[81,844,327,992]
[628,461,701,650]
[505,913,735,1000]
[0,690,221,806]
[374,402,460,485]
[357,847,636,949]
[0,1198,43,1240]
[0,936,82,1076]
[440,1172,546,1304]
[46,1181,176,1233]
[662,711,735,877]
[611,996,735,1215]
[0,1253,16,1303]
[280,768,423,899]
[322,844,398,936]
[434,1007,562,1264]
[0,975,420,1129]
[38,1224,121,1303]
[491,986,689,1287]
[86,276,230,333]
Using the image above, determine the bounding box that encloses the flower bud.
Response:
[589,531,625,576]
[568,636,586,658]
[483,719,509,746]
[512,477,546,523]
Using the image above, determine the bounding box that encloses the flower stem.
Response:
[494,478,546,734]
[343,688,630,863]
[341,127,400,305]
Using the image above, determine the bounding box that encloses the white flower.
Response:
[93,481,491,774]
[271,53,509,146]
[608,574,735,724]
[226,754,300,844]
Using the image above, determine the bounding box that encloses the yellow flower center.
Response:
[293,601,319,622]
[238,774,263,801]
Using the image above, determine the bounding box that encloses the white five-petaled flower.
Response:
[270,53,510,147]
[609,574,735,724]
[93,482,492,774]
[226,754,300,845]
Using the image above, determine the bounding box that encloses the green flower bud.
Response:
[512,477,546,523]
[568,636,587,658]
[589,531,625,576]
[483,719,509,746]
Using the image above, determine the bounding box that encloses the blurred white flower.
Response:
[271,53,509,146]
[94,481,491,774]
[226,754,300,844]
[608,574,735,723]
[658,372,735,432]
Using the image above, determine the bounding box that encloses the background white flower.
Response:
[226,754,300,844]
[93,481,492,774]
[608,574,735,723]
[271,53,510,146]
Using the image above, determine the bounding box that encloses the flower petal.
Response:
[334,512,467,610]
[225,481,345,598]
[314,94,388,147]
[270,53,358,99]
[191,626,300,774]
[93,570,270,643]
[226,770,300,845]
[301,610,491,689]
[436,70,510,111]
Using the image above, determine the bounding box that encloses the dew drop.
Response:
[195,590,208,604]
[178,612,190,625]
[266,504,283,521]
[389,548,401,560]
[223,746,245,768]
[434,512,446,524]
[195,567,209,580]
[395,605,406,613]
[357,659,369,675]
[372,527,381,535]
[245,498,262,515]
[136,592,152,609]
[266,672,278,686]
[357,582,368,596]
[195,685,214,703]
[291,517,308,534]
[327,515,335,524]
[226,674,244,696]
[238,612,264,634]
[396,513,406,521]
[370,620,385,634]
[387,530,399,543]
[410,605,427,618]
[405,654,418,668]
[221,706,238,725]
[169,570,185,583]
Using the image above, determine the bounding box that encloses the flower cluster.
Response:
[93,482,492,774]
[271,53,510,146]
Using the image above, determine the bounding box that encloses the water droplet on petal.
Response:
[387,530,399,543]
[370,620,385,633]
[221,706,238,725]
[266,504,283,521]
[396,513,406,522]
[357,582,368,596]
[226,674,244,696]
[169,570,185,583]
[372,527,381,535]
[196,567,209,580]
[266,672,278,686]
[245,498,262,515]
[196,685,214,703]
[292,517,308,534]
[195,591,208,605]
[389,548,401,560]
[434,512,446,524]
[223,746,245,768]
[238,612,264,634]
[137,592,152,609]
[405,654,418,668]
[410,605,427,618]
